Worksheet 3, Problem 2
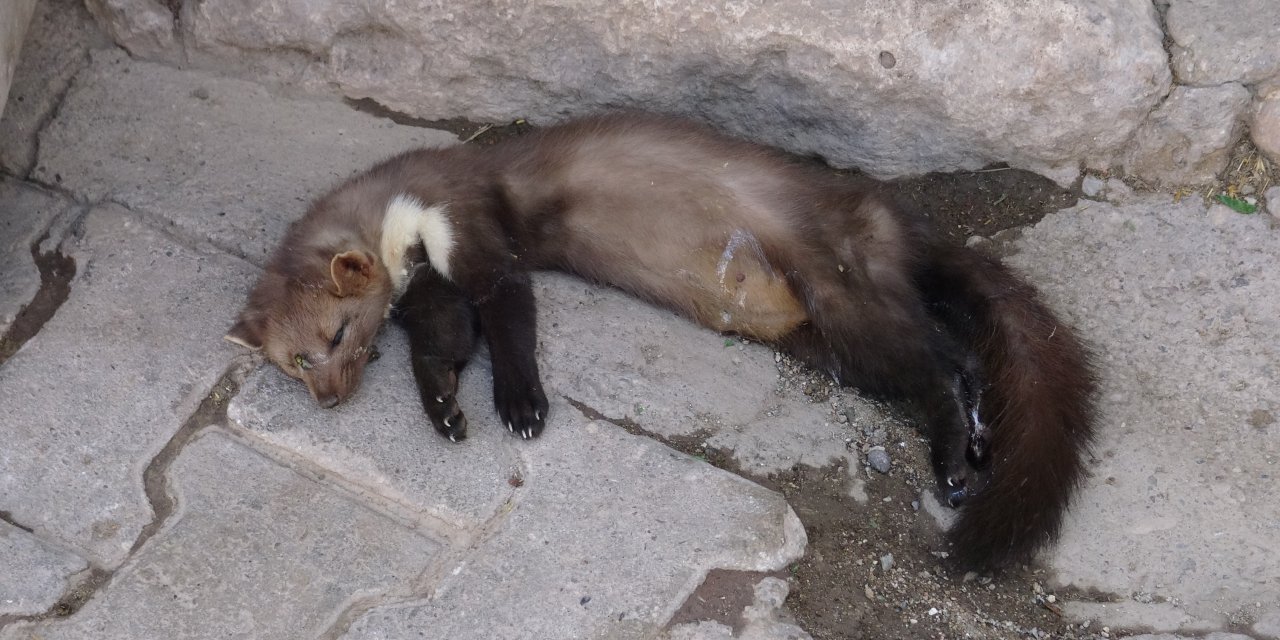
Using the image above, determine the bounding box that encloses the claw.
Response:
[535,410,542,421]
[444,416,452,428]
[522,428,532,440]
[448,434,458,443]
[507,422,515,433]
[436,396,445,403]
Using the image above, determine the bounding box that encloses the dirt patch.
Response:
[667,568,790,634]
[0,236,76,367]
[890,168,1079,245]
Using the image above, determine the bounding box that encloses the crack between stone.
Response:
[0,230,78,367]
[562,394,734,469]
[559,395,811,635]
[101,195,260,265]
[0,363,249,630]
[22,48,96,182]
[315,426,531,640]
[0,510,35,533]
[0,565,113,629]
[129,363,250,557]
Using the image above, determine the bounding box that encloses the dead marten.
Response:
[227,112,1095,567]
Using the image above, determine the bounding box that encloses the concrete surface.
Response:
[3,12,1280,640]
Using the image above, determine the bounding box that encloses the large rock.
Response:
[1253,88,1280,165]
[178,0,1169,177]
[0,0,37,118]
[82,0,175,59]
[1121,84,1251,186]
[1166,0,1280,87]
[0,0,107,177]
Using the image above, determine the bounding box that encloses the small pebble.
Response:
[867,446,891,473]
[880,553,895,572]
[1081,174,1105,197]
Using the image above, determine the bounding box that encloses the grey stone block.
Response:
[0,521,88,616]
[1007,195,1280,635]
[342,398,804,640]
[0,178,76,334]
[10,432,442,639]
[34,49,457,264]
[0,204,256,566]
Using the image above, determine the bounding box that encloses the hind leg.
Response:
[778,260,988,505]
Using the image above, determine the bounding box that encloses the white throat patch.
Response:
[380,193,455,295]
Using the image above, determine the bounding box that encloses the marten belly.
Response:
[586,228,808,342]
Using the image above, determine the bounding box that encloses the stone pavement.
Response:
[2,8,1280,640]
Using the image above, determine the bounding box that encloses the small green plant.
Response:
[1215,194,1258,214]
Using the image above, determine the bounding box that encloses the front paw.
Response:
[493,380,549,440]
[426,392,468,443]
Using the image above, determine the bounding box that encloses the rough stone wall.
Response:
[0,0,39,117]
[75,0,1280,186]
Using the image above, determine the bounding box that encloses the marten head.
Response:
[227,248,392,407]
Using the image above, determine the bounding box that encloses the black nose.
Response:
[317,394,340,409]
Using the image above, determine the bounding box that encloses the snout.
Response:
[306,360,370,409]
[315,392,342,409]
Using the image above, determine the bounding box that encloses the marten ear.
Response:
[224,313,264,350]
[330,250,377,297]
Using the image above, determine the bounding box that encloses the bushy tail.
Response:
[925,245,1096,567]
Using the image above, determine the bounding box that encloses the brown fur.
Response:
[230,112,1096,567]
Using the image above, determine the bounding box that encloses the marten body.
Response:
[228,112,1095,567]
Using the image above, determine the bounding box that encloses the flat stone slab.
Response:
[228,332,519,531]
[342,397,804,640]
[1003,194,1280,636]
[34,48,456,264]
[0,204,256,566]
[0,521,88,616]
[535,272,890,476]
[0,178,76,333]
[5,432,442,639]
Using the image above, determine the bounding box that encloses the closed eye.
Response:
[330,321,347,350]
